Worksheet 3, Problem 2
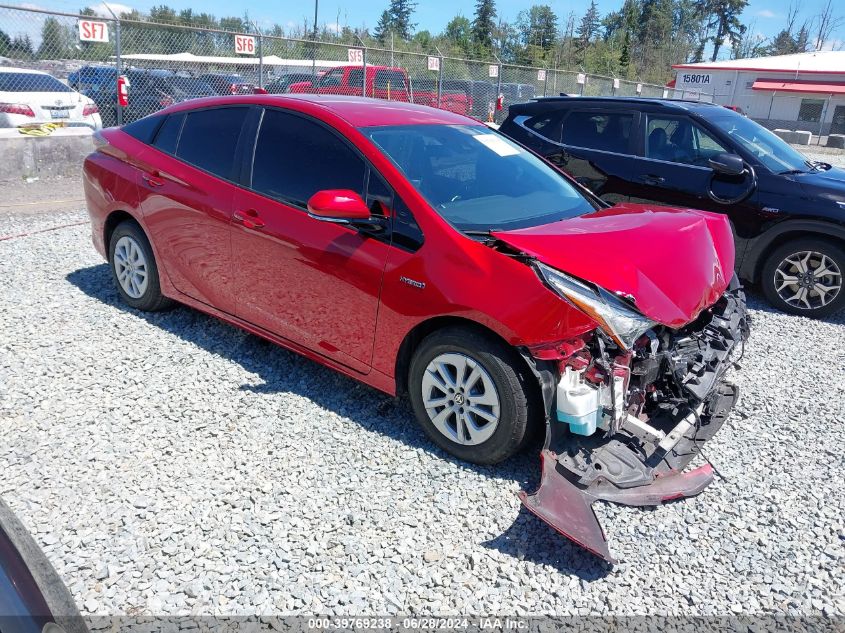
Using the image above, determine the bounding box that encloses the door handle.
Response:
[233,208,265,230]
[640,174,666,185]
[142,171,165,187]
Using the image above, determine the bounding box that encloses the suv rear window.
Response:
[0,72,73,93]
[375,70,406,89]
[176,107,248,179]
[562,110,634,154]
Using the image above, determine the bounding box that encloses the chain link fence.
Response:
[0,3,668,129]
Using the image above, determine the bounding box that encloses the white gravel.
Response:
[0,209,843,617]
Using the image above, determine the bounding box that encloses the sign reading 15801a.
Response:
[79,20,109,43]
[680,73,711,85]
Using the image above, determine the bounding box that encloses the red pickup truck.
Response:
[288,65,471,116]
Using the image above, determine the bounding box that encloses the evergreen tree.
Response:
[619,30,631,73]
[575,0,600,61]
[373,0,417,42]
[0,29,10,57]
[444,15,472,55]
[472,0,497,51]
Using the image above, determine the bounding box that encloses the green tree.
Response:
[444,15,472,55]
[0,29,11,57]
[703,0,748,61]
[374,0,417,41]
[472,0,497,51]
[575,0,600,62]
[38,16,71,59]
[9,35,34,59]
[515,5,558,63]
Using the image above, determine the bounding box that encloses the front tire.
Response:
[408,327,539,465]
[761,238,845,317]
[108,220,174,312]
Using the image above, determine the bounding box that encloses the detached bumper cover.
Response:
[519,282,750,563]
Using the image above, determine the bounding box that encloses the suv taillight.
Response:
[83,103,99,116]
[0,103,35,117]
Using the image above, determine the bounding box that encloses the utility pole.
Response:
[311,0,319,84]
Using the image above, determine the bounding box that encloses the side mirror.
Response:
[708,152,745,176]
[307,190,388,231]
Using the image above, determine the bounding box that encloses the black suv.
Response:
[500,97,845,317]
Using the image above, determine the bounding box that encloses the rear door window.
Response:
[176,107,249,180]
[250,109,366,207]
[562,110,635,154]
[524,110,566,143]
[375,70,406,90]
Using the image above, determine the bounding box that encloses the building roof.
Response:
[673,50,845,75]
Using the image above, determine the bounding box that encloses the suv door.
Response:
[230,108,393,373]
[137,106,251,314]
[627,112,758,214]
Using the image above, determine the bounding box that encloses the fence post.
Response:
[818,93,832,145]
[362,47,367,96]
[543,68,548,97]
[115,18,122,126]
[257,29,264,89]
[435,47,444,110]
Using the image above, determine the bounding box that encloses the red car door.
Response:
[136,106,250,313]
[230,108,391,373]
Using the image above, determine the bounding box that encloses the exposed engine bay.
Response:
[519,278,751,563]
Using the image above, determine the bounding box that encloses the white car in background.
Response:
[0,67,102,130]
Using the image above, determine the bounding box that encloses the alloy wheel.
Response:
[773,249,842,311]
[420,352,501,446]
[113,235,149,299]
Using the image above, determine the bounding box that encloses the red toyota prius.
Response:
[84,94,750,561]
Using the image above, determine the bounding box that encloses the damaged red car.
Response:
[83,95,750,562]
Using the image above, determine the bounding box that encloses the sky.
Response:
[5,0,844,52]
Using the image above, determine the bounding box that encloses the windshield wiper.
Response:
[809,160,831,171]
[779,168,807,175]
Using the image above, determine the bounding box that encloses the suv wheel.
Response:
[761,238,844,317]
[108,220,174,312]
[408,327,539,465]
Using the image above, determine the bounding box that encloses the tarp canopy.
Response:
[117,52,351,68]
[751,78,845,95]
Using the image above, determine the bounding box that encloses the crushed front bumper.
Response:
[519,282,750,563]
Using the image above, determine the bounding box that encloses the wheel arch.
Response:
[393,315,541,399]
[103,209,142,252]
[741,220,845,283]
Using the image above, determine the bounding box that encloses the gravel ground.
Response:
[0,208,843,618]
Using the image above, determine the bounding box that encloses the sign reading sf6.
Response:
[234,34,255,55]
[79,19,108,43]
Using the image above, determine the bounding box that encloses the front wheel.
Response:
[761,238,844,317]
[408,327,539,465]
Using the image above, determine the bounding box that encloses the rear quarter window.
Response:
[123,115,163,144]
[152,113,184,155]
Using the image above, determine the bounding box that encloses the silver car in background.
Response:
[0,67,102,129]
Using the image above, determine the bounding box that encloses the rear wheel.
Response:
[408,327,539,465]
[761,238,845,317]
[108,220,174,312]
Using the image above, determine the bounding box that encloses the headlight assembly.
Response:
[535,261,656,349]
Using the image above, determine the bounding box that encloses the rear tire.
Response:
[408,327,539,465]
[761,238,845,317]
[108,220,174,312]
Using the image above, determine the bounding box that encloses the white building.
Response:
[671,50,845,135]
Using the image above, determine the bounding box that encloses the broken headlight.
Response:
[535,262,656,349]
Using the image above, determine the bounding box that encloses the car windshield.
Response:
[0,72,73,93]
[361,124,595,232]
[707,112,811,174]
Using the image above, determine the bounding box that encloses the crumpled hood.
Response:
[491,204,735,328]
